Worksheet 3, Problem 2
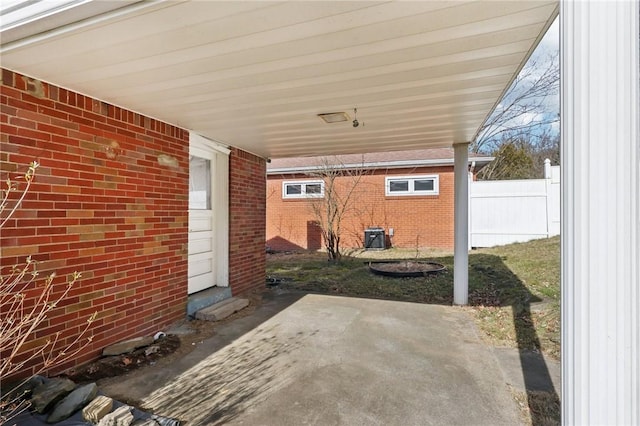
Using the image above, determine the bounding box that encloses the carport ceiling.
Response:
[0,1,557,158]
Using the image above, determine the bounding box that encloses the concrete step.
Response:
[187,286,232,317]
[195,297,249,322]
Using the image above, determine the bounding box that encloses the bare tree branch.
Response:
[473,53,559,154]
[306,157,368,261]
[1,163,96,423]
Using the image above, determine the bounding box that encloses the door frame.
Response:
[188,132,230,293]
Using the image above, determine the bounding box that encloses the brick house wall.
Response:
[229,148,266,295]
[266,166,456,251]
[0,69,266,377]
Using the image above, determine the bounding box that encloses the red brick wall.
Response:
[229,148,266,295]
[266,166,456,251]
[0,69,267,377]
[0,69,190,376]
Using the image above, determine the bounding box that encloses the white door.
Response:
[188,134,230,295]
[188,151,215,294]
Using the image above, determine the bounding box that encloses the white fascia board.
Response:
[189,132,231,156]
[267,156,494,175]
[1,0,160,51]
[1,0,92,30]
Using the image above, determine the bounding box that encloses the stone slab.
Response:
[47,382,98,423]
[195,297,249,322]
[83,395,114,424]
[97,405,132,426]
[103,336,154,356]
[31,378,76,414]
[131,419,157,426]
[8,375,46,401]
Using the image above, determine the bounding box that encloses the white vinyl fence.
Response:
[470,160,560,248]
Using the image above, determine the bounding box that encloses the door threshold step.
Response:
[186,286,232,317]
[195,297,249,322]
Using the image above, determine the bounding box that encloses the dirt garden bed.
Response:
[368,260,445,277]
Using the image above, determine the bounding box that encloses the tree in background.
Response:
[473,53,559,154]
[477,140,535,180]
[529,132,560,176]
[307,158,367,261]
[477,133,559,180]
[473,51,560,180]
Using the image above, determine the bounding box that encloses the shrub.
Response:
[0,162,95,422]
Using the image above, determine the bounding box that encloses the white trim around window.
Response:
[282,180,325,199]
[385,175,439,196]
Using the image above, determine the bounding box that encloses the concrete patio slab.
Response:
[493,347,561,395]
[101,291,524,425]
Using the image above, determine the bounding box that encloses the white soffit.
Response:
[0,1,558,158]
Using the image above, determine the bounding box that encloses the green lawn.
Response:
[266,235,560,360]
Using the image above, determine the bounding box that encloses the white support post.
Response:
[544,159,552,238]
[453,142,469,306]
[561,1,639,424]
[543,158,551,179]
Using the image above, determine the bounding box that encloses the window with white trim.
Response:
[189,155,211,209]
[283,180,325,199]
[385,175,439,196]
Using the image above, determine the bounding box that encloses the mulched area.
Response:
[368,260,445,276]
[63,335,181,382]
[62,288,265,384]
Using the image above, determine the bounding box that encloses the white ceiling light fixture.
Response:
[317,112,349,124]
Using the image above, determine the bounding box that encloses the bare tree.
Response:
[529,132,560,176]
[1,162,96,423]
[472,53,559,154]
[307,158,367,261]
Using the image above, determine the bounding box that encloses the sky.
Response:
[476,17,560,150]
[518,16,559,133]
[531,16,559,115]
[538,16,559,54]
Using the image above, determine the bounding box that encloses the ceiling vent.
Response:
[317,112,349,123]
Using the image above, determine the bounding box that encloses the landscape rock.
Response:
[103,336,155,356]
[8,375,47,401]
[151,415,182,426]
[83,395,114,424]
[144,345,160,357]
[97,405,133,426]
[47,382,98,423]
[131,419,157,426]
[31,378,76,414]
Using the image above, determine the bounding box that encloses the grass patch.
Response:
[512,388,561,426]
[266,236,560,359]
[470,237,560,360]
[267,251,455,304]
